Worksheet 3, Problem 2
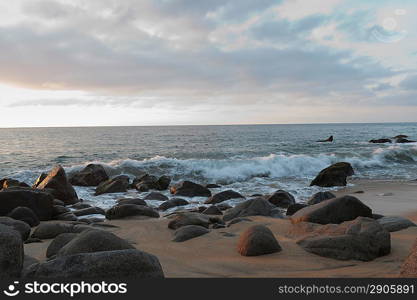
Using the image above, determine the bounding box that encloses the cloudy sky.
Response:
[0,0,416,127]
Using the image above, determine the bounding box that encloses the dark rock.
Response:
[57,229,134,257]
[396,138,416,143]
[198,206,207,213]
[95,175,130,196]
[216,203,232,211]
[316,135,333,142]
[31,223,90,239]
[394,135,408,139]
[133,174,158,191]
[7,207,40,227]
[32,173,47,188]
[53,199,65,206]
[307,191,336,205]
[35,165,79,205]
[400,239,417,277]
[25,237,43,244]
[73,207,105,217]
[202,205,223,215]
[46,233,78,258]
[291,195,372,225]
[372,213,384,220]
[205,190,244,204]
[369,138,392,144]
[223,198,284,222]
[69,164,109,186]
[168,213,211,230]
[23,255,39,271]
[156,176,171,190]
[158,198,189,211]
[286,203,307,216]
[172,225,209,242]
[55,212,78,221]
[0,189,54,221]
[105,204,159,220]
[24,249,164,279]
[267,190,295,208]
[227,217,252,227]
[69,203,91,209]
[144,192,169,201]
[237,225,281,256]
[170,181,212,198]
[377,216,416,232]
[212,223,226,229]
[52,205,70,216]
[310,162,354,187]
[0,178,29,189]
[353,190,364,194]
[0,224,24,278]
[205,184,221,188]
[0,216,31,241]
[297,217,390,261]
[117,198,147,206]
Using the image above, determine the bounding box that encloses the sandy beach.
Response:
[24,179,417,278]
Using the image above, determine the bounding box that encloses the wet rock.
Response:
[170,181,211,198]
[156,176,171,190]
[105,204,159,220]
[55,212,78,221]
[369,138,392,144]
[144,192,169,201]
[69,203,91,209]
[73,207,105,217]
[205,190,244,205]
[310,162,354,187]
[172,225,209,242]
[69,164,109,186]
[95,175,130,196]
[307,191,336,205]
[267,190,295,208]
[158,198,189,211]
[396,138,416,143]
[216,203,232,211]
[7,207,40,227]
[116,198,147,206]
[205,184,221,188]
[223,198,284,222]
[237,225,281,256]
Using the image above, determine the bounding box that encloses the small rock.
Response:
[202,206,223,215]
[158,198,189,211]
[377,216,416,232]
[144,192,169,201]
[205,190,244,204]
[307,191,336,205]
[237,225,282,256]
[172,225,209,242]
[170,181,211,197]
[95,175,130,196]
[106,204,159,220]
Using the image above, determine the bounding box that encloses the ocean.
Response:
[1,123,416,209]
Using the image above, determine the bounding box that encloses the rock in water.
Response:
[172,225,209,242]
[95,175,130,195]
[237,225,282,256]
[24,249,164,279]
[396,138,416,143]
[144,192,169,201]
[69,164,109,186]
[205,190,244,204]
[267,190,295,208]
[369,138,392,144]
[117,198,147,206]
[377,216,416,232]
[7,206,40,227]
[106,204,159,220]
[0,224,24,278]
[170,181,212,197]
[35,165,79,205]
[158,198,189,211]
[400,239,417,277]
[297,217,390,261]
[291,195,372,225]
[223,198,283,222]
[310,162,354,187]
[307,191,336,205]
[46,233,78,258]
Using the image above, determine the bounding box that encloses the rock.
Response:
[57,229,134,257]
[237,225,282,256]
[46,233,78,258]
[372,213,384,220]
[32,173,48,188]
[168,213,211,230]
[69,203,91,209]
[291,195,372,225]
[117,198,147,206]
[55,212,78,221]
[0,178,29,189]
[105,204,159,220]
[156,176,171,190]
[144,192,169,201]
[25,237,43,244]
[205,190,245,204]
[7,207,40,227]
[0,224,24,278]
[0,216,31,241]
[400,239,417,277]
[212,223,226,229]
[216,203,232,211]
[23,255,39,271]
[52,205,70,216]
[310,162,354,187]
[267,190,295,208]
[377,216,416,232]
[297,217,390,261]
[369,138,392,144]
[286,203,307,216]
[31,223,90,239]
[53,199,65,206]
[396,138,416,143]
[35,165,79,205]
[172,225,209,242]
[73,207,105,217]
[0,189,54,221]
[95,175,130,195]
[394,135,408,139]
[223,198,284,222]
[24,249,164,279]
[205,184,221,188]
[227,217,252,227]
[202,205,223,215]
[158,198,189,211]
[69,164,109,186]
[170,181,212,198]
[133,174,170,191]
[316,135,333,142]
[307,191,336,205]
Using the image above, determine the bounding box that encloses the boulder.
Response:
[227,217,252,227]
[170,181,211,198]
[32,173,47,188]
[377,216,416,232]
[396,138,416,143]
[237,225,282,256]
[267,190,295,208]
[286,203,307,216]
[106,204,159,220]
[310,162,354,187]
[52,205,70,216]
[0,178,29,189]
[133,174,159,192]
[156,176,171,190]
[172,225,209,242]
[297,217,390,261]
[307,191,336,205]
[116,198,147,206]
[158,198,189,211]
[168,213,211,230]
[31,223,90,239]
[291,195,372,225]
[57,229,134,257]
[73,207,105,217]
[69,164,109,186]
[0,224,24,278]
[35,165,79,205]
[205,190,244,204]
[55,212,78,221]
[46,233,78,258]
[7,206,40,227]
[217,203,232,211]
[400,239,417,277]
[144,192,169,201]
[202,205,223,215]
[0,189,54,221]
[95,175,130,196]
[223,198,284,222]
[0,216,31,241]
[369,138,392,144]
[24,249,164,279]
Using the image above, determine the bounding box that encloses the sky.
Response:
[0,0,416,127]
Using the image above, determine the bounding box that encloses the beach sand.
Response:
[25,179,417,278]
